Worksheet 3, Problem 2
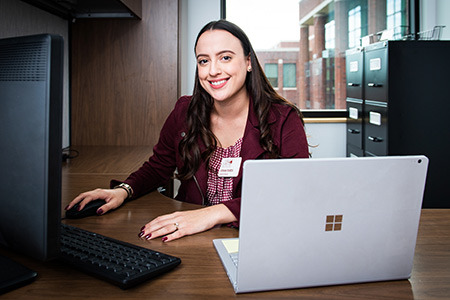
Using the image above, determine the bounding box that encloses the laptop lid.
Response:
[220,155,428,293]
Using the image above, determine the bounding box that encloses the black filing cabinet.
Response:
[346,41,450,208]
[345,47,364,157]
[346,99,364,157]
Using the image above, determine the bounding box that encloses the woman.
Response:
[67,20,309,242]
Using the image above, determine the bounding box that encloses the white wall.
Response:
[305,122,347,158]
[421,0,450,40]
[179,0,221,96]
[436,0,450,40]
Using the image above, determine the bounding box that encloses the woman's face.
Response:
[195,29,251,103]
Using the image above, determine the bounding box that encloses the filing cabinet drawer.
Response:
[345,48,363,99]
[364,101,387,156]
[347,143,364,157]
[346,98,363,149]
[364,46,387,102]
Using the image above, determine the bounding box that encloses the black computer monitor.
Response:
[0,34,63,261]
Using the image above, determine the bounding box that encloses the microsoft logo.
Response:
[325,215,343,231]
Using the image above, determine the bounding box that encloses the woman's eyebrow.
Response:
[217,50,236,55]
[196,49,236,59]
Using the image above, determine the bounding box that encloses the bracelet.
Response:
[114,183,133,200]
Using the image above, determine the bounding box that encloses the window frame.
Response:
[387,0,408,39]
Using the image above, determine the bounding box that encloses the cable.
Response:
[62,147,79,161]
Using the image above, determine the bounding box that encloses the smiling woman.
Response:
[195,29,251,148]
[195,30,250,105]
[67,20,309,243]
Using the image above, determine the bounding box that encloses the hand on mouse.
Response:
[66,188,128,215]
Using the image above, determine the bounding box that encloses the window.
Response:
[264,63,278,87]
[387,0,407,39]
[348,6,361,49]
[325,20,335,50]
[283,63,296,88]
[225,0,410,114]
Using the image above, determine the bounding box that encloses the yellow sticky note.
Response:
[222,238,239,253]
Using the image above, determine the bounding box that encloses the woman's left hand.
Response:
[139,204,236,242]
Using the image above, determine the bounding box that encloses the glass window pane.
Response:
[325,20,335,49]
[283,63,296,87]
[395,12,401,27]
[349,34,355,49]
[356,28,361,40]
[387,15,394,29]
[265,63,278,87]
[395,0,402,12]
[387,0,394,15]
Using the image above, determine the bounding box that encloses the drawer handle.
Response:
[368,83,383,87]
[347,129,360,134]
[368,136,383,142]
[347,83,360,87]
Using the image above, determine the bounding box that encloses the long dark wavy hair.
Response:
[176,20,304,180]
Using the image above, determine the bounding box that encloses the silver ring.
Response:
[174,222,179,231]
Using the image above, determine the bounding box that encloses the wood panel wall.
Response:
[0,0,71,148]
[71,0,178,146]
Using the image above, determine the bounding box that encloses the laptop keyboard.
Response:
[60,223,181,289]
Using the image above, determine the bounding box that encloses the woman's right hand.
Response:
[65,188,128,215]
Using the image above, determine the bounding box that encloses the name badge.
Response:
[218,157,242,177]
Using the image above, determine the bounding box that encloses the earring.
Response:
[247,67,252,72]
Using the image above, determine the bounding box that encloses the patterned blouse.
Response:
[206,138,243,205]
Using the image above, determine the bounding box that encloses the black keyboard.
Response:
[60,223,181,289]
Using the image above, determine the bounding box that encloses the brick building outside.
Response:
[255,0,396,111]
[256,42,301,107]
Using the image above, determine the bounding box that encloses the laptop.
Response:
[213,155,428,293]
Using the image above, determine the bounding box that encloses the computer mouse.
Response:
[65,199,106,219]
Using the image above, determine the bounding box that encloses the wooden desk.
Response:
[2,145,450,299]
[2,187,450,299]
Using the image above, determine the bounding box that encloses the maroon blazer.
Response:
[111,96,309,225]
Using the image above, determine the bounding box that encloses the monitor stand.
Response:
[0,253,37,294]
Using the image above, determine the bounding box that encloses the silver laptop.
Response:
[213,155,428,293]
